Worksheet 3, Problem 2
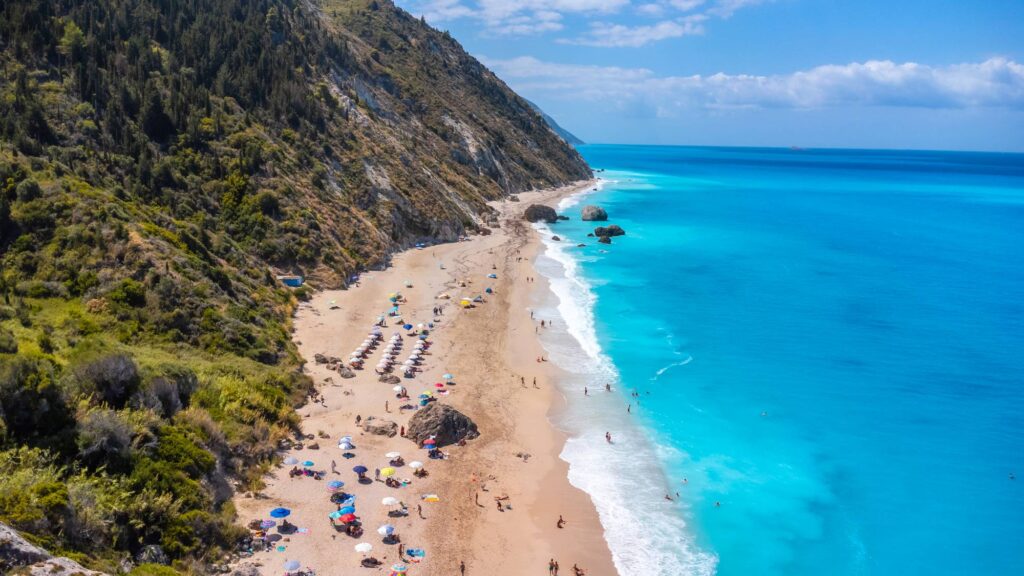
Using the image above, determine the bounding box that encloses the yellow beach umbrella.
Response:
[380,467,397,477]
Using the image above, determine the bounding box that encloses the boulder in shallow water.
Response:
[593,225,625,238]
[581,205,608,221]
[551,235,561,241]
[523,204,558,223]
[598,236,612,244]
[406,402,479,447]
[361,416,399,437]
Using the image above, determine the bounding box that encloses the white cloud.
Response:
[670,0,707,12]
[708,0,770,18]
[560,16,706,47]
[483,56,1024,112]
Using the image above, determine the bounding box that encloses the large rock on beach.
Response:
[1,523,108,576]
[314,353,328,364]
[523,204,558,223]
[406,402,479,447]
[593,225,625,238]
[361,416,399,437]
[338,365,356,379]
[379,374,402,385]
[581,205,608,221]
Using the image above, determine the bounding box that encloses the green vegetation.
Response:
[0,0,589,572]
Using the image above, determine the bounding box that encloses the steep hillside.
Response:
[0,0,589,572]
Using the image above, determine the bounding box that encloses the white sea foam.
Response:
[532,185,718,576]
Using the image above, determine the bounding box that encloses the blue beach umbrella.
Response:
[302,460,314,467]
[269,507,291,518]
[487,273,497,279]
[327,480,344,489]
[442,373,454,380]
[338,506,356,515]
[260,519,276,529]
[403,324,413,330]
[339,496,356,507]
[328,510,344,520]
[353,465,368,474]
[283,457,298,465]
[284,560,300,572]
[377,524,395,536]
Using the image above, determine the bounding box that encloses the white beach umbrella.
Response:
[377,524,395,536]
[385,451,401,459]
[381,496,399,507]
[354,543,373,554]
[408,461,423,470]
[392,385,404,392]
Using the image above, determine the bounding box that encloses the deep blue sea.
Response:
[531,145,1024,576]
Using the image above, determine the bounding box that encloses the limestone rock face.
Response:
[1,523,108,576]
[523,204,558,223]
[581,205,608,221]
[361,416,398,437]
[406,402,479,447]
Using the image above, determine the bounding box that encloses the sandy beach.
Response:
[233,179,616,576]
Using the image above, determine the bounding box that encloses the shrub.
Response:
[15,178,42,201]
[130,564,181,576]
[0,326,17,353]
[0,357,73,441]
[76,407,133,471]
[108,278,147,308]
[73,353,140,408]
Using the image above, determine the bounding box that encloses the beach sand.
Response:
[233,180,616,576]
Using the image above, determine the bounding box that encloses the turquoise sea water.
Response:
[533,145,1024,575]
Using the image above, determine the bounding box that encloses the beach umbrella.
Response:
[391,564,408,575]
[269,507,291,518]
[284,560,301,572]
[443,373,454,380]
[422,438,436,446]
[392,385,404,393]
[328,510,343,520]
[380,467,396,477]
[260,519,277,529]
[422,494,440,502]
[283,457,298,465]
[403,324,413,330]
[339,442,355,450]
[339,495,356,507]
[381,496,399,507]
[338,506,356,515]
[355,543,373,554]
[418,334,428,340]
[385,451,401,459]
[408,461,423,470]
[377,524,395,536]
[302,460,314,467]
[488,273,497,279]
[434,383,445,388]
[327,480,345,490]
[353,465,368,474]
[339,513,357,524]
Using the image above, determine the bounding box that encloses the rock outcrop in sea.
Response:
[594,225,625,238]
[581,205,608,221]
[406,402,479,447]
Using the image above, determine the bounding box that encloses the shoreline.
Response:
[232,178,616,575]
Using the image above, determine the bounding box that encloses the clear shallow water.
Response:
[534,146,1024,576]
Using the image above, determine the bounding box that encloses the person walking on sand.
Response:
[584,386,588,396]
[605,432,612,444]
[385,400,389,413]
[331,460,338,474]
[460,560,466,575]
[417,504,424,518]
[549,559,556,575]
[557,515,565,529]
[375,468,380,481]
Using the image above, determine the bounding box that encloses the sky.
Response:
[395,0,1024,152]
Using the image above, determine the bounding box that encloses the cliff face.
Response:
[0,0,588,571]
